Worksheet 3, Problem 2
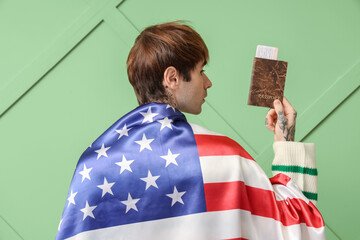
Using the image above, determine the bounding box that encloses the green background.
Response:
[1,0,359,239]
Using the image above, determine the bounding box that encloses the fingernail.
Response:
[274,100,281,106]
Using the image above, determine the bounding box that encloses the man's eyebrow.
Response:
[202,60,207,66]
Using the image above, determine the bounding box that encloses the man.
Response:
[56,22,325,239]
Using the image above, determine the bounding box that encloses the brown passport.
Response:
[247,57,288,108]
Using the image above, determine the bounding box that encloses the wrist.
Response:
[274,128,295,142]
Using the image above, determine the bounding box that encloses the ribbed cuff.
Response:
[273,142,316,169]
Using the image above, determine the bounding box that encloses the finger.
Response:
[265,109,276,124]
[273,99,284,116]
[266,108,276,118]
[265,122,275,131]
[265,116,274,131]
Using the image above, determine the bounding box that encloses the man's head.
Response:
[127,21,212,114]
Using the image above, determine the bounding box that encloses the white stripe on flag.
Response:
[67,209,326,240]
[200,155,272,190]
[189,123,223,136]
[273,181,310,204]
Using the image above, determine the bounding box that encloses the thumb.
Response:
[273,99,284,115]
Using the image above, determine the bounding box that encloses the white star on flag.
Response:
[166,104,176,112]
[140,170,160,190]
[160,149,180,167]
[135,133,154,152]
[157,117,173,131]
[67,190,78,207]
[79,164,92,182]
[95,144,111,159]
[166,186,186,206]
[115,155,134,174]
[97,177,115,197]
[80,201,97,220]
[115,124,132,140]
[121,193,140,213]
[140,107,159,124]
[58,219,63,231]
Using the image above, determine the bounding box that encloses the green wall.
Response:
[0,0,359,239]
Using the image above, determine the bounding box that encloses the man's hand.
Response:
[265,97,297,142]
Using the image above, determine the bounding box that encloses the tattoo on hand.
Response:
[277,111,287,133]
[284,112,297,141]
[284,125,296,141]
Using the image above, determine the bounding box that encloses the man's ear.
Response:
[163,66,180,90]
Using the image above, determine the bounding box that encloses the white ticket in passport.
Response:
[255,45,278,60]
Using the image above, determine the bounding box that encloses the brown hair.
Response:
[127,21,209,105]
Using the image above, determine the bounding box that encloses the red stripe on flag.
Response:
[204,181,324,228]
[270,173,292,186]
[194,134,254,160]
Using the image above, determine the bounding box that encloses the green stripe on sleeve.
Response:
[272,165,318,176]
[303,191,318,201]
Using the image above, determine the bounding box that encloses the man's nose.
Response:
[204,74,212,89]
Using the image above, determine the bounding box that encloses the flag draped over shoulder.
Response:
[56,103,325,240]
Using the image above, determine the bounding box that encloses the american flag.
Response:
[56,103,325,240]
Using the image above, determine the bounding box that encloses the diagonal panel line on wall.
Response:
[202,101,258,156]
[116,6,140,33]
[326,224,342,240]
[103,7,139,47]
[0,0,125,118]
[0,215,24,240]
[298,58,360,140]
